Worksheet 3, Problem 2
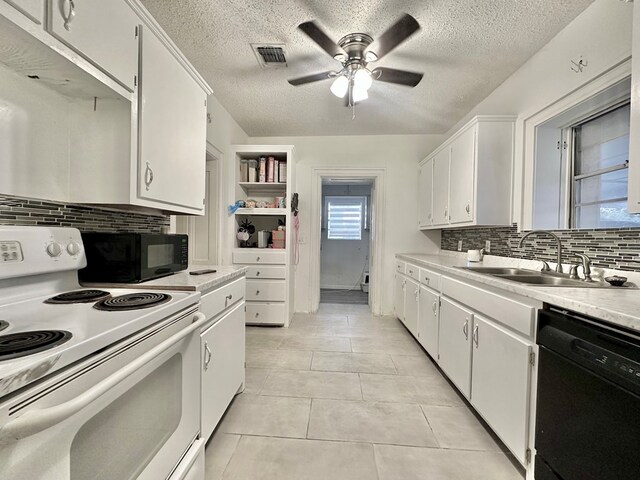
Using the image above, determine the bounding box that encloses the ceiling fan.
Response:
[288,14,424,109]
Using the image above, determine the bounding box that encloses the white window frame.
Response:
[324,195,367,240]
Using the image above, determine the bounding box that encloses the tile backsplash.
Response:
[0,194,169,233]
[441,225,640,272]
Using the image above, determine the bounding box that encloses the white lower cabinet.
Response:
[471,315,532,465]
[394,274,406,322]
[200,300,245,441]
[404,278,420,337]
[438,298,473,399]
[417,285,439,358]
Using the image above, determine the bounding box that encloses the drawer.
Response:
[246,302,286,326]
[420,267,441,291]
[200,277,245,321]
[441,276,539,337]
[245,265,286,279]
[246,279,285,302]
[395,260,406,274]
[233,250,286,265]
[405,264,420,281]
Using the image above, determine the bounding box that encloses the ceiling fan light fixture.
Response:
[354,69,373,91]
[352,85,368,103]
[364,51,378,62]
[333,53,348,63]
[330,75,349,98]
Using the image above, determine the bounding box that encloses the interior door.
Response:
[418,286,439,358]
[201,302,245,440]
[438,297,473,398]
[471,315,531,464]
[418,159,433,227]
[432,148,450,225]
[449,126,476,224]
[138,25,207,211]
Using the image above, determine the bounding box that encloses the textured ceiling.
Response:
[140,0,594,136]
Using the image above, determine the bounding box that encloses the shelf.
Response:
[238,182,286,191]
[234,208,287,216]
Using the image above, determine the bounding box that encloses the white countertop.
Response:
[396,253,640,333]
[83,265,247,294]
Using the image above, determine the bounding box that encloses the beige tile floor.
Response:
[205,304,525,480]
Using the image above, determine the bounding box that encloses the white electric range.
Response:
[0,226,207,480]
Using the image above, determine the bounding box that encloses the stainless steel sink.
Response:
[462,267,538,275]
[496,275,607,287]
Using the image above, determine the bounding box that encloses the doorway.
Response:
[309,167,386,315]
[175,143,223,265]
[320,181,372,305]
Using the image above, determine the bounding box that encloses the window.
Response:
[570,103,640,228]
[325,196,367,240]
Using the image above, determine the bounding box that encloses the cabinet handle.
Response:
[415,288,419,300]
[256,256,261,261]
[432,301,437,315]
[63,0,76,31]
[256,271,261,276]
[465,202,470,214]
[203,342,212,371]
[424,276,430,284]
[463,319,469,340]
[473,325,479,348]
[255,312,260,318]
[225,294,233,305]
[256,290,260,295]
[144,162,154,191]
[444,208,447,218]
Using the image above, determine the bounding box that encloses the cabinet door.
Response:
[138,26,207,211]
[394,274,405,322]
[471,315,532,464]
[432,147,450,225]
[418,159,433,227]
[201,302,245,440]
[48,0,139,90]
[418,286,439,358]
[449,126,476,224]
[404,278,419,337]
[4,0,43,23]
[438,298,472,398]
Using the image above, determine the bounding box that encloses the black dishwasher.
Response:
[535,308,640,480]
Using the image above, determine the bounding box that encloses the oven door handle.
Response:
[0,312,207,442]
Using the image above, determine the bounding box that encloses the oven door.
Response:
[140,234,188,281]
[0,309,206,480]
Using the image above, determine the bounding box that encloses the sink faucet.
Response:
[518,230,564,274]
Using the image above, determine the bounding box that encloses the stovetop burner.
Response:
[45,290,111,305]
[93,292,172,311]
[0,321,9,333]
[0,330,72,361]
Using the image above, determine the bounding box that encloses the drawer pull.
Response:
[424,276,430,284]
[256,256,261,261]
[256,271,261,276]
[203,342,212,371]
[256,290,260,295]
[255,312,260,318]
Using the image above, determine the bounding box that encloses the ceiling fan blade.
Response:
[366,14,420,61]
[287,71,335,86]
[298,21,346,58]
[372,67,423,87]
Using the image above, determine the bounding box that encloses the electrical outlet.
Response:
[485,240,491,253]
[457,240,463,251]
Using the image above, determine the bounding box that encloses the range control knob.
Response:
[46,242,62,257]
[66,242,81,256]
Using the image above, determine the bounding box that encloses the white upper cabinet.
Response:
[628,3,640,213]
[449,126,476,224]
[137,25,207,212]
[3,0,42,23]
[419,116,515,229]
[47,0,139,91]
[418,158,433,228]
[432,146,450,226]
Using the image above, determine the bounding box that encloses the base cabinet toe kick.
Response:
[395,257,543,477]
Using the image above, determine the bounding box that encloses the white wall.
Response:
[245,134,444,314]
[206,95,249,264]
[321,184,371,290]
[443,0,634,226]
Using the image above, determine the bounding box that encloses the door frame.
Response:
[175,141,224,265]
[309,167,386,315]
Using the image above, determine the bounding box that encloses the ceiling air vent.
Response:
[251,44,287,68]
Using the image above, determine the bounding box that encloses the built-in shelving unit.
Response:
[230,145,295,327]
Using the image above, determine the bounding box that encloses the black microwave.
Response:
[78,232,188,283]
